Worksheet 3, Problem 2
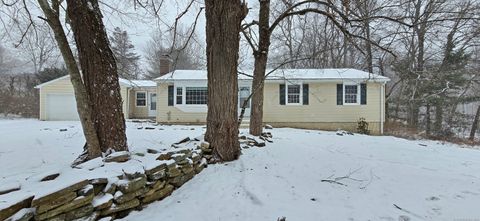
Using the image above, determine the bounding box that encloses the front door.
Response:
[238,86,251,117]
[148,92,157,117]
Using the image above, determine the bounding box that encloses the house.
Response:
[36,68,390,134]
[34,75,157,120]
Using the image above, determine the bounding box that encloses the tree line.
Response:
[1,0,479,164]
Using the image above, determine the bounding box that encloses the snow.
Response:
[1,119,479,220]
[156,69,390,82]
[92,193,113,208]
[119,79,157,87]
[123,129,480,221]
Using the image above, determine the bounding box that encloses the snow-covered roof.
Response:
[35,75,156,89]
[120,80,157,87]
[155,69,390,82]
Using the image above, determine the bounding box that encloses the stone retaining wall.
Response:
[1,143,210,221]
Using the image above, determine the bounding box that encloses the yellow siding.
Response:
[156,81,385,134]
[39,76,129,120]
[128,88,157,119]
[156,84,207,123]
[263,82,382,122]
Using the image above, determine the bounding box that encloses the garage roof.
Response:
[34,75,156,89]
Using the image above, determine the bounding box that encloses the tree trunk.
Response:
[66,0,128,153]
[469,105,480,141]
[425,103,431,136]
[249,0,271,136]
[204,0,247,161]
[37,0,102,159]
[434,104,443,134]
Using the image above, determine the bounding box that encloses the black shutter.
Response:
[302,84,309,105]
[360,83,367,105]
[337,84,343,105]
[168,85,174,106]
[279,84,285,105]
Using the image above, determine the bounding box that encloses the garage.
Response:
[36,75,131,121]
[45,93,79,120]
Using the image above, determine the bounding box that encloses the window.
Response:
[185,87,208,105]
[136,92,146,106]
[176,87,183,105]
[344,84,359,104]
[287,84,301,104]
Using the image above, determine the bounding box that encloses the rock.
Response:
[264,124,273,129]
[40,173,60,182]
[65,204,94,220]
[180,164,194,175]
[78,185,94,197]
[0,184,20,195]
[122,166,145,180]
[59,129,68,132]
[173,137,190,145]
[47,213,66,221]
[0,196,34,221]
[103,183,116,195]
[144,162,167,176]
[166,167,182,178]
[35,193,94,220]
[114,187,147,204]
[199,141,210,149]
[145,127,155,130]
[5,208,34,221]
[92,194,113,210]
[36,191,77,214]
[141,185,174,204]
[170,171,195,188]
[147,169,166,181]
[194,164,205,174]
[32,180,88,207]
[146,148,160,154]
[191,154,201,164]
[156,153,172,160]
[256,142,266,147]
[72,211,99,221]
[144,181,166,196]
[117,177,147,193]
[100,199,140,216]
[103,151,131,163]
[133,152,145,157]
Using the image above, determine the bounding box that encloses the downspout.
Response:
[380,83,385,134]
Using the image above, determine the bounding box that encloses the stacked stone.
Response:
[198,142,215,164]
[31,180,95,221]
[2,149,207,221]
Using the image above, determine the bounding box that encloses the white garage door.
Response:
[46,94,80,120]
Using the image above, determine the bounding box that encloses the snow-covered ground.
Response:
[1,119,480,220]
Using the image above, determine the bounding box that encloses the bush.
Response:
[357,117,370,135]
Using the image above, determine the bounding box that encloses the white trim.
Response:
[35,75,136,89]
[380,83,385,134]
[172,85,208,112]
[343,83,361,105]
[285,82,303,105]
[34,75,70,89]
[148,92,157,117]
[135,91,147,107]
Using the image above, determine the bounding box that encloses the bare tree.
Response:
[204,0,248,161]
[66,0,128,154]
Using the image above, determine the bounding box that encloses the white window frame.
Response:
[135,91,147,107]
[343,83,360,105]
[285,82,303,105]
[174,86,208,106]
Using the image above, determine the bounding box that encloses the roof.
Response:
[156,68,390,82]
[35,75,156,89]
[120,80,157,87]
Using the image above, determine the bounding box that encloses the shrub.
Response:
[357,117,370,135]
